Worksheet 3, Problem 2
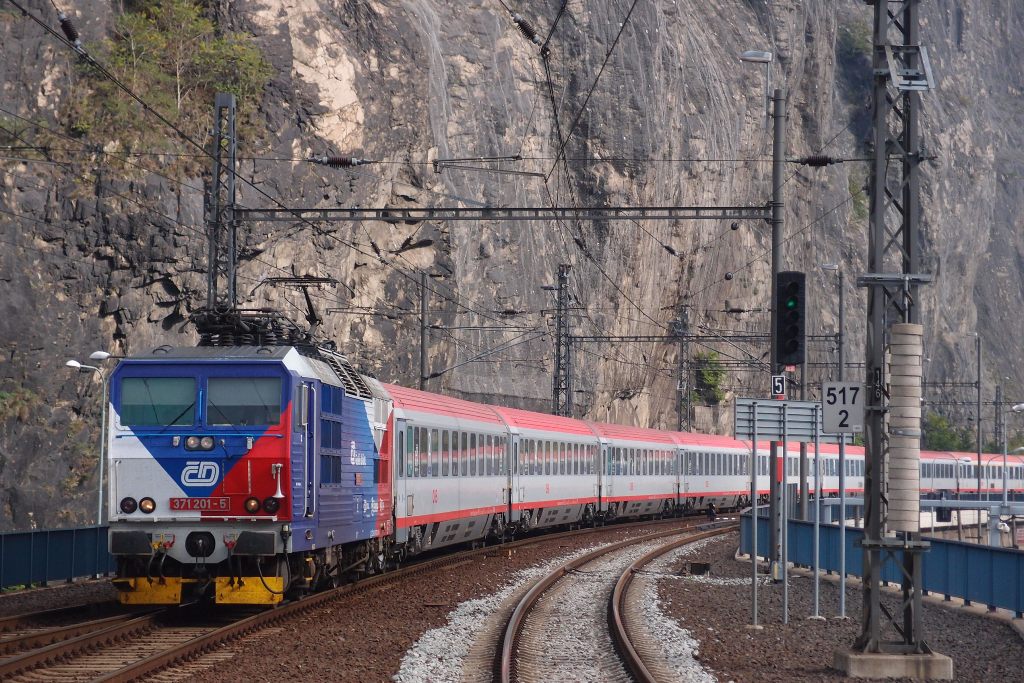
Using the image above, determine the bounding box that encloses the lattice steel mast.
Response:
[855,0,935,656]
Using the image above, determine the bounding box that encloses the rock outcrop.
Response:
[0,0,1021,530]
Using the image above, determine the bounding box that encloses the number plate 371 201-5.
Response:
[169,497,230,511]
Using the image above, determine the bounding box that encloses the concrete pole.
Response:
[800,364,809,520]
[977,335,983,540]
[750,408,760,628]
[419,272,428,390]
[769,87,786,576]
[837,268,847,618]
[1000,385,1007,506]
[97,373,108,526]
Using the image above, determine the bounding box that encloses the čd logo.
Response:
[181,461,219,486]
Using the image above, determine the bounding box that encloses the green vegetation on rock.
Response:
[693,351,726,405]
[922,412,974,452]
[68,0,271,154]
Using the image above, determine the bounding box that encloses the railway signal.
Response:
[774,271,806,366]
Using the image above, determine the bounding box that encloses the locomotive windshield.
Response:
[206,377,282,426]
[120,377,196,426]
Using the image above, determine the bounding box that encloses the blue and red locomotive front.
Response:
[106,345,393,605]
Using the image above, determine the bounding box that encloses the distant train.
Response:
[105,342,1024,605]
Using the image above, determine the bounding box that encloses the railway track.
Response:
[499,522,734,683]
[0,516,700,682]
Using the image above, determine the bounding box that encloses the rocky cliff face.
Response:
[1,0,1021,530]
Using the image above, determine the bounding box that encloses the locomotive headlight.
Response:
[139,497,156,514]
[244,497,261,514]
[120,497,138,514]
[185,436,201,450]
[199,436,215,450]
[262,497,280,514]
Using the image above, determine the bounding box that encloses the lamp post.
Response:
[740,48,786,578]
[1001,404,1024,505]
[820,262,848,616]
[939,455,973,541]
[65,358,108,526]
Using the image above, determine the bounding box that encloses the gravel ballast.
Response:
[202,523,695,682]
[658,533,1024,682]
[0,578,118,618]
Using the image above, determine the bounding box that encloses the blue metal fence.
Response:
[740,514,1024,618]
[0,525,113,590]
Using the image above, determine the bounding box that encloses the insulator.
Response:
[58,12,81,48]
[313,155,368,167]
[511,13,542,45]
[801,154,836,167]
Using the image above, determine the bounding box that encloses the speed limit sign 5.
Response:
[822,382,864,433]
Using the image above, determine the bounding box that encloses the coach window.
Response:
[428,429,438,477]
[477,434,485,476]
[410,427,418,477]
[416,428,426,477]
[441,431,450,477]
[473,434,480,476]
[459,432,467,476]
[397,429,405,478]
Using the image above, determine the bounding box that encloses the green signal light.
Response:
[785,298,798,309]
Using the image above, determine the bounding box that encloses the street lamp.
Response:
[819,262,850,616]
[739,50,773,125]
[65,358,108,527]
[1002,403,1024,504]
[740,47,786,581]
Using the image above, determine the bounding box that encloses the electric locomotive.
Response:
[108,311,392,605]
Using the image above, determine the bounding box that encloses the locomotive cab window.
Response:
[207,377,282,426]
[120,377,196,426]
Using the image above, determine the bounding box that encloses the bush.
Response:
[68,0,271,159]
[692,351,726,405]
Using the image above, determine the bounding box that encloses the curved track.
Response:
[500,522,734,683]
[0,517,699,682]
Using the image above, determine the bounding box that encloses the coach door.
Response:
[507,435,518,522]
[675,447,683,509]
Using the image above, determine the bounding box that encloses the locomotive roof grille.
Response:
[312,348,373,400]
